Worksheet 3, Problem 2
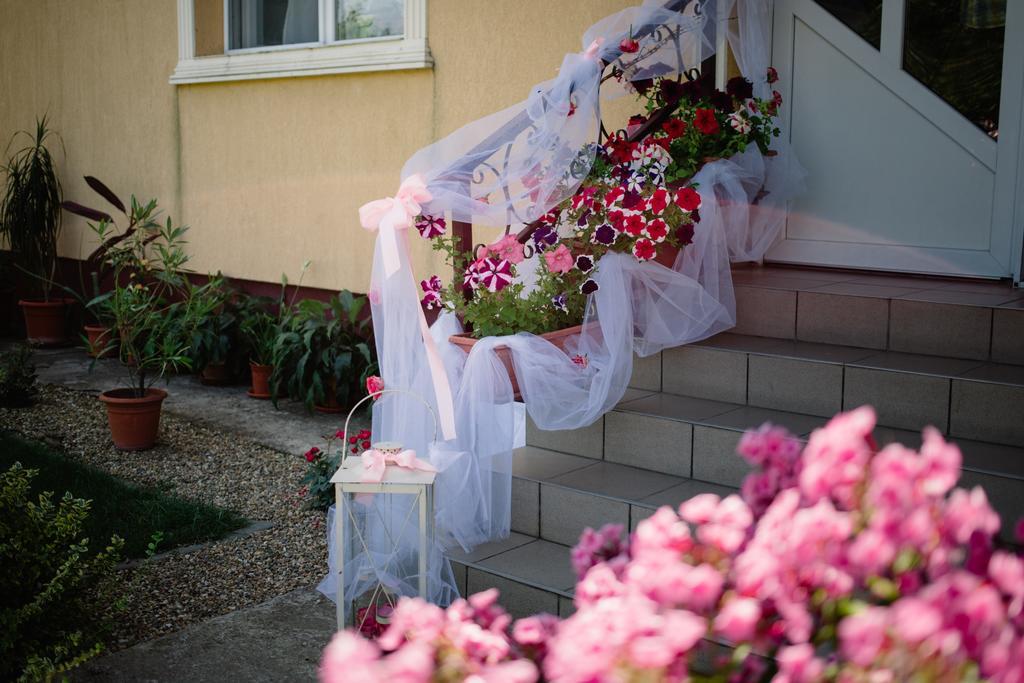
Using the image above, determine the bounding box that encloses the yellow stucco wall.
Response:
[1,0,641,292]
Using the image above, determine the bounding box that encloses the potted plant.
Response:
[271,291,377,413]
[237,264,311,399]
[411,215,596,398]
[63,176,168,357]
[185,276,236,385]
[82,194,202,450]
[0,117,66,345]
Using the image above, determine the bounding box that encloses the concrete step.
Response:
[527,391,1024,538]
[447,445,739,619]
[662,332,1024,448]
[729,265,1024,364]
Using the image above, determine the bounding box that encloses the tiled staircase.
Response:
[448,265,1024,618]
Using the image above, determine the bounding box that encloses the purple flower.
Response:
[576,209,592,227]
[580,278,600,295]
[420,275,442,293]
[476,258,513,293]
[592,223,617,246]
[532,225,558,253]
[415,215,446,239]
[551,293,567,313]
[575,255,594,273]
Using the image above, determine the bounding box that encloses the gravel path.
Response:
[0,384,334,651]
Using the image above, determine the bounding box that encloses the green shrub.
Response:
[0,462,123,681]
[0,344,37,407]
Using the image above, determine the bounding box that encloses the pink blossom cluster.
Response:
[737,422,803,515]
[321,406,1024,683]
[570,523,628,580]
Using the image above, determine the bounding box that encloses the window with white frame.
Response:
[171,0,430,84]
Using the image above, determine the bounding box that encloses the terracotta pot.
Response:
[98,387,167,451]
[19,299,69,346]
[84,324,117,358]
[449,324,584,400]
[200,361,230,386]
[315,377,346,414]
[248,361,273,399]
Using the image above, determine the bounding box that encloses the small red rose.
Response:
[304,446,321,463]
[361,440,371,450]
[619,37,639,53]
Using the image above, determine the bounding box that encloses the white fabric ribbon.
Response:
[358,174,458,441]
[359,174,431,278]
[360,448,438,484]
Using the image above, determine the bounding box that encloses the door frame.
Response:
[766,0,1024,283]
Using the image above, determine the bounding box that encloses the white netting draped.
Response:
[319,0,804,611]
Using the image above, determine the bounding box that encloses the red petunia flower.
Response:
[623,214,646,237]
[767,66,779,84]
[674,186,702,212]
[632,238,657,261]
[694,108,720,136]
[645,218,668,243]
[361,440,371,450]
[662,118,687,139]
[648,187,669,215]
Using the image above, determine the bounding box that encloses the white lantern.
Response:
[331,390,438,631]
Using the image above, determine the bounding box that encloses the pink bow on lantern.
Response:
[583,38,604,61]
[359,174,432,278]
[360,448,438,484]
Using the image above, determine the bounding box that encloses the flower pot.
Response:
[84,324,117,358]
[248,361,273,399]
[653,243,681,269]
[315,377,346,413]
[19,299,69,346]
[98,387,167,451]
[449,324,584,400]
[200,361,230,386]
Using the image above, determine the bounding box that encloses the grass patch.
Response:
[0,432,248,559]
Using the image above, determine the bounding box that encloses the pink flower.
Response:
[512,613,559,647]
[838,606,888,667]
[774,644,825,683]
[799,406,876,509]
[889,597,943,645]
[543,244,573,274]
[989,551,1024,599]
[490,234,526,264]
[918,426,961,496]
[713,597,761,642]
[366,375,384,399]
[319,631,380,683]
[943,486,1000,544]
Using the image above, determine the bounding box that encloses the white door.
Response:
[767,0,1024,280]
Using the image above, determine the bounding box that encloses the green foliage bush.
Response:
[0,462,123,681]
[0,344,37,408]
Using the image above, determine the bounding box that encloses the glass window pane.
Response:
[903,0,1004,138]
[336,0,404,41]
[229,0,319,50]
[814,0,883,48]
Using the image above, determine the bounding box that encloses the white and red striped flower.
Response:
[645,218,668,243]
[632,238,657,261]
[728,112,752,135]
[476,257,514,293]
[415,215,447,239]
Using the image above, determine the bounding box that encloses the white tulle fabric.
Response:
[319,0,804,610]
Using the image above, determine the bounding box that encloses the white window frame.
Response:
[170,0,431,85]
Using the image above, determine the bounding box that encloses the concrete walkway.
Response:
[15,344,369,681]
[75,589,336,682]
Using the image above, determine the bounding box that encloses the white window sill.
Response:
[170,38,432,85]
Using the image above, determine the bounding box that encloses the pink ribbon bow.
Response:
[360,448,438,484]
[359,174,432,278]
[582,38,604,61]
